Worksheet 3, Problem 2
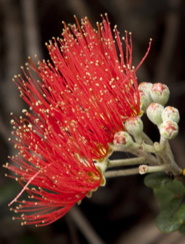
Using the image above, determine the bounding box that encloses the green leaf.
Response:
[154,187,174,208]
[144,172,173,189]
[165,179,185,195]
[144,173,185,233]
[154,179,185,208]
[156,198,185,233]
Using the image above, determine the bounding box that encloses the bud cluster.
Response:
[99,81,181,182]
[112,82,179,151]
[139,82,170,112]
[139,82,179,140]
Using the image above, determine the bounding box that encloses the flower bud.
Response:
[113,131,133,148]
[125,117,143,136]
[138,82,153,93]
[162,106,180,123]
[146,103,164,125]
[139,90,152,112]
[150,83,170,106]
[159,120,178,140]
[138,82,153,112]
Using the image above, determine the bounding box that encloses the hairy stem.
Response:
[108,156,146,168]
[105,168,139,178]
[139,164,171,174]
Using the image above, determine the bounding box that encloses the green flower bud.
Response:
[146,103,164,125]
[159,120,178,140]
[150,83,170,106]
[162,106,180,123]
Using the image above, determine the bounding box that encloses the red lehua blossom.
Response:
[12,15,150,160]
[5,15,151,226]
[6,113,102,226]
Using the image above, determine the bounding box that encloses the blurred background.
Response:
[0,0,185,243]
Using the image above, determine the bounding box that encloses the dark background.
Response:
[0,0,185,243]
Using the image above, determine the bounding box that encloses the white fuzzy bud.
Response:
[159,120,178,140]
[150,83,170,106]
[125,117,143,136]
[139,90,152,112]
[138,82,153,112]
[146,103,164,125]
[138,82,153,93]
[113,131,133,149]
[161,106,180,123]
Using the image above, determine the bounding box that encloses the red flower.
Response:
[15,15,150,160]
[6,114,102,226]
[5,15,150,226]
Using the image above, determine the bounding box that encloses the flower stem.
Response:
[105,163,172,178]
[108,156,145,168]
[105,168,139,178]
[138,164,170,174]
[142,132,153,145]
[163,141,182,175]
[127,148,158,165]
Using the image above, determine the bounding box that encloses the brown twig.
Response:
[20,0,42,58]
[69,206,105,244]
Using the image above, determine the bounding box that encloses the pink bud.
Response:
[150,83,170,105]
[162,106,180,123]
[159,120,178,140]
[113,131,133,148]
